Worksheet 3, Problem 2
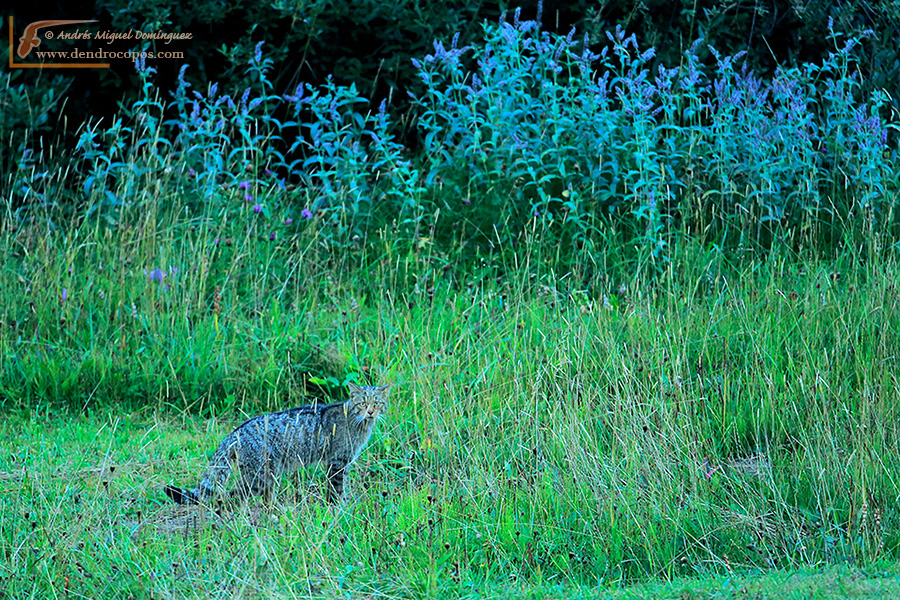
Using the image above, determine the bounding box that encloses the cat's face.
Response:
[347,383,390,423]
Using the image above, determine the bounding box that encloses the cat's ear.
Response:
[378,384,392,395]
[347,382,363,394]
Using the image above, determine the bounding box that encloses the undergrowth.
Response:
[6,11,898,265]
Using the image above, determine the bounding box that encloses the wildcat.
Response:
[164,383,389,506]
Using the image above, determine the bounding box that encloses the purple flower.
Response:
[284,218,294,225]
[301,208,313,220]
[640,48,656,62]
[265,169,273,177]
[245,194,254,202]
[189,168,196,177]
[145,268,165,283]
[214,237,220,246]
[253,204,263,213]
[61,288,67,302]
[269,232,276,241]
[284,83,306,104]
[239,181,251,190]
[135,55,150,75]
[177,64,190,88]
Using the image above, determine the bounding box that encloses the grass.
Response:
[1,200,900,597]
[2,414,900,599]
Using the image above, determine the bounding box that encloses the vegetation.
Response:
[2,4,900,598]
[2,238,900,595]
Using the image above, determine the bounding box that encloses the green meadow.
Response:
[1,203,899,597]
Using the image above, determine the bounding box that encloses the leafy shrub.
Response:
[10,8,898,269]
[67,44,421,248]
[413,10,898,263]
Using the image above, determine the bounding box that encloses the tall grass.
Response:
[1,233,900,595]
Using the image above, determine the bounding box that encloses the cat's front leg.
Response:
[326,463,348,504]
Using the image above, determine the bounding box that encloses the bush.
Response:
[413,12,898,263]
[9,9,898,271]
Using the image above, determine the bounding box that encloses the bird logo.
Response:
[17,20,97,59]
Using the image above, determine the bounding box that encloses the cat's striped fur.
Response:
[164,383,389,505]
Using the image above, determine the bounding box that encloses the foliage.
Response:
[583,0,900,114]
[61,44,422,250]
[413,12,898,265]
[90,0,495,111]
[0,44,72,213]
[7,12,897,271]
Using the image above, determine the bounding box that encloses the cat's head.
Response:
[347,382,390,423]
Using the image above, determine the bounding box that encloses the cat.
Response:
[164,383,389,506]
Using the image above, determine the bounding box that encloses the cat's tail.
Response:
[164,485,201,504]
[163,473,222,504]
[164,452,231,505]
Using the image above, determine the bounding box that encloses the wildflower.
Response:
[269,232,276,241]
[177,64,190,89]
[284,218,293,225]
[265,169,273,177]
[135,55,150,75]
[253,204,263,214]
[283,83,306,103]
[245,194,254,202]
[301,208,313,220]
[214,237,220,246]
[61,288,67,302]
[145,268,165,283]
[239,181,251,190]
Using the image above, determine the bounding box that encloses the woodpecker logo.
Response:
[8,17,109,68]
[16,19,97,59]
